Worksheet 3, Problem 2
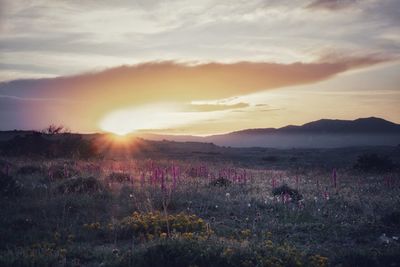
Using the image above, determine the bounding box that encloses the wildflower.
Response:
[247,203,251,208]
[324,192,330,201]
[129,194,134,198]
[215,205,218,209]
[112,248,119,255]
[225,192,230,198]
[182,232,194,239]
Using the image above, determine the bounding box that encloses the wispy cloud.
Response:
[184,102,250,112]
[306,0,358,11]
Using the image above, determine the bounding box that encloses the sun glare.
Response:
[99,104,222,135]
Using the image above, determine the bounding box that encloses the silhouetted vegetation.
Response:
[41,124,69,135]
[0,133,98,159]
[272,184,303,202]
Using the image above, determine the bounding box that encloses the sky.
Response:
[0,0,399,135]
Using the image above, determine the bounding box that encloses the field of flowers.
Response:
[0,156,399,266]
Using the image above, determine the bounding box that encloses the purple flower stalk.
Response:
[332,168,337,188]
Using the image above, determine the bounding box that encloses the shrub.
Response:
[107,172,131,183]
[353,153,394,173]
[210,177,232,187]
[272,184,303,202]
[0,172,22,197]
[116,212,209,241]
[57,177,104,194]
[48,164,78,180]
[0,133,98,159]
[17,165,42,175]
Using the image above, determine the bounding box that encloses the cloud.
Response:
[0,55,388,99]
[306,0,359,10]
[0,55,391,132]
[184,102,250,112]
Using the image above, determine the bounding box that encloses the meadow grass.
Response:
[0,157,399,266]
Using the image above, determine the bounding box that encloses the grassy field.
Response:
[0,150,399,266]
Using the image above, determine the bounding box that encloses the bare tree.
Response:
[42,124,70,135]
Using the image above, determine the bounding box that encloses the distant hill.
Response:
[139,117,400,148]
[1,117,399,148]
[232,117,400,135]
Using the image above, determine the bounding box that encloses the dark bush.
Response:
[262,156,279,162]
[0,133,98,159]
[210,177,232,187]
[57,177,104,194]
[0,172,22,197]
[17,165,42,175]
[353,153,394,173]
[272,184,303,202]
[107,172,131,183]
[48,164,78,180]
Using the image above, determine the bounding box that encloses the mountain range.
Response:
[139,117,400,148]
[0,117,399,148]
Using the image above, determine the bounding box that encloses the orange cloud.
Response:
[0,55,390,132]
